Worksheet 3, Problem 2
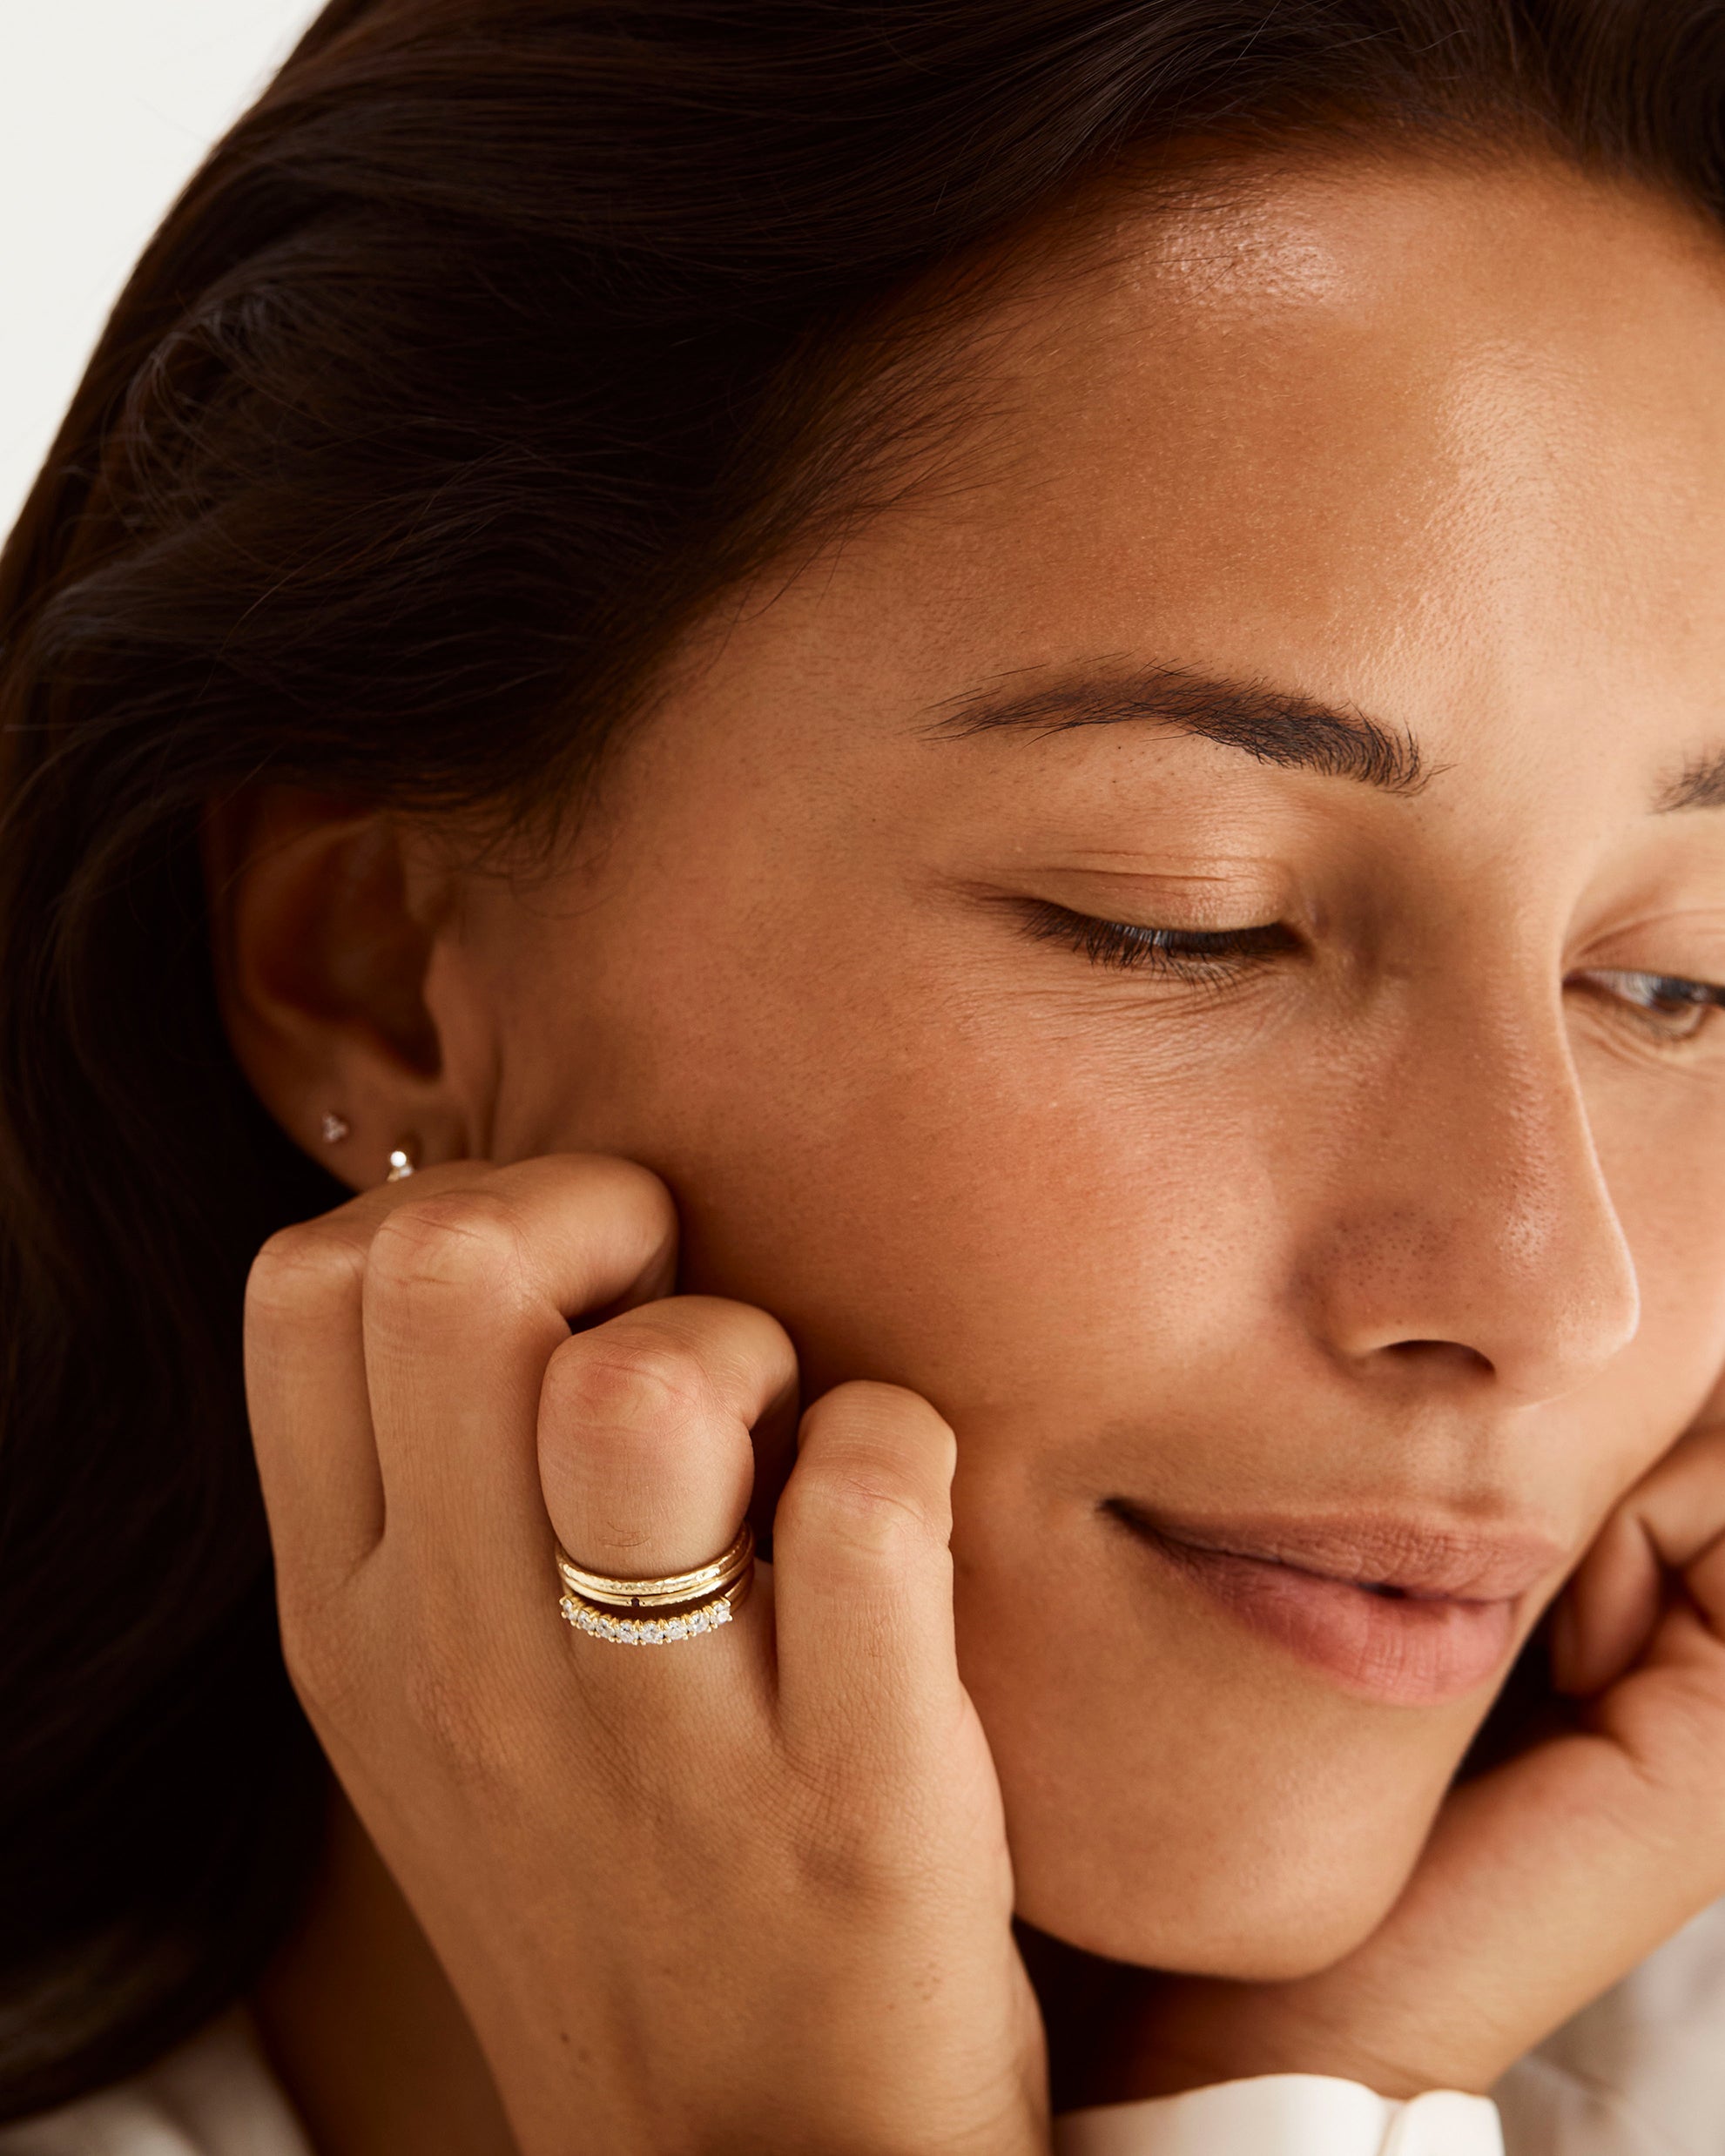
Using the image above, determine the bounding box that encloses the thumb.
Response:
[1553,1423,1725,1694]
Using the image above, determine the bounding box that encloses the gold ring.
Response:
[555,1522,755,1610]
[559,1569,752,1647]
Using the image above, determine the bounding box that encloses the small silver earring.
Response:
[320,1112,351,1145]
[385,1138,419,1182]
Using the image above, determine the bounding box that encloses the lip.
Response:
[1107,1501,1563,1706]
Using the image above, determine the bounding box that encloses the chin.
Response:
[1010,1816,1423,1983]
[984,1665,1476,1979]
[962,1586,1486,1984]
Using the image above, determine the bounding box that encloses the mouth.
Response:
[1104,1499,1562,1707]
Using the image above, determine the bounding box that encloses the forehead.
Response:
[745,152,1725,793]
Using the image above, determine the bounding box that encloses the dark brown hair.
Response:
[3,0,1723,2120]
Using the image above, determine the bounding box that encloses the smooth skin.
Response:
[226,148,1725,2149]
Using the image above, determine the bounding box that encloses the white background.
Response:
[1,0,321,540]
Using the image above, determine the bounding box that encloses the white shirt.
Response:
[5,1898,1724,2156]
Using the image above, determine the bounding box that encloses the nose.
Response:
[1303,987,1641,1405]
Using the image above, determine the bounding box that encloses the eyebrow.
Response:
[923,664,1431,795]
[1660,750,1725,812]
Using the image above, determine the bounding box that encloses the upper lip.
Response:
[1104,1498,1567,1602]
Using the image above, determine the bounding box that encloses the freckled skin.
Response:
[422,154,1725,1976]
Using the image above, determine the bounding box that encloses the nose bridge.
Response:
[1313,981,1641,1400]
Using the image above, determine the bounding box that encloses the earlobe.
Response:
[205,788,472,1189]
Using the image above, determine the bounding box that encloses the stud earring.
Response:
[320,1112,351,1145]
[385,1138,419,1182]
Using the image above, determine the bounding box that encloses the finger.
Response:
[360,1155,677,1589]
[243,1158,502,1593]
[772,1382,962,1762]
[540,1295,796,1585]
[250,1153,674,1623]
[1550,1507,1662,1696]
[1686,1529,1725,1634]
[246,1209,387,1595]
[1554,1424,1725,1694]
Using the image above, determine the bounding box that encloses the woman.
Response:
[6,0,1725,2148]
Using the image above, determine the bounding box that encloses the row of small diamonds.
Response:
[559,1592,735,1645]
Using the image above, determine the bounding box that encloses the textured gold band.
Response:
[555,1522,755,1610]
[558,1568,752,1647]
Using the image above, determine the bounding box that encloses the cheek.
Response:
[1589,1068,1725,1468]
[953,1496,1470,1974]
[611,983,1278,1412]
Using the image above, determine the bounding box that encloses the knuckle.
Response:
[591,1155,680,1235]
[807,1380,955,1458]
[545,1331,717,1438]
[398,1655,497,1775]
[391,1619,530,1792]
[790,1383,955,1561]
[276,1593,367,1725]
[366,1190,529,1302]
[246,1220,366,1320]
[676,1295,796,1367]
[780,1456,944,1564]
[778,1759,924,1904]
[283,1579,526,1796]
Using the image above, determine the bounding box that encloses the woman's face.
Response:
[414,152,1725,1974]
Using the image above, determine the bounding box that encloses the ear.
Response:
[206,788,475,1190]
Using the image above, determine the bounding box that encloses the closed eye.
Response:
[1570,967,1725,1043]
[1020,899,1299,980]
[1020,913,1725,1034]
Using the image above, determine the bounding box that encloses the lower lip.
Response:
[1142,1534,1519,1705]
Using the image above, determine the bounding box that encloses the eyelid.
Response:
[1565,966,1725,1048]
[1019,864,1291,921]
[1029,919,1725,1041]
[1018,898,1297,975]
[1570,965,1725,1008]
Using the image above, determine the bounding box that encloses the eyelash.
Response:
[1021,900,1296,980]
[1571,969,1725,1042]
[1024,905,1725,1042]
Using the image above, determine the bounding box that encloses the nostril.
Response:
[1382,1338,1494,1376]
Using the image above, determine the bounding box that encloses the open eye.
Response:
[1569,967,1725,1042]
[1021,900,1297,980]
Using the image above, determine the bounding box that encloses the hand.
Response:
[1084,1412,1725,2105]
[245,1155,1047,2156]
